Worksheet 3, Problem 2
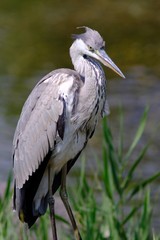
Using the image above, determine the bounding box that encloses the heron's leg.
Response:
[48,166,58,240]
[60,164,82,240]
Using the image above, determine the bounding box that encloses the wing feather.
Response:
[13,69,83,190]
[13,73,64,189]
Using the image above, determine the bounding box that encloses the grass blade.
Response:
[122,143,149,190]
[55,214,70,225]
[129,172,160,199]
[118,107,124,163]
[124,107,149,161]
[138,189,152,239]
[103,118,121,196]
[0,173,12,212]
[122,205,141,225]
[102,144,114,200]
[140,189,151,228]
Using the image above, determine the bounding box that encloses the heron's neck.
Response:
[70,45,86,76]
[70,40,106,119]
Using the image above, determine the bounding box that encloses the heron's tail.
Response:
[13,151,52,228]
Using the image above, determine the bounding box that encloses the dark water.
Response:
[0,0,160,231]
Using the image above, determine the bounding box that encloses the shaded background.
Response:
[0,0,160,231]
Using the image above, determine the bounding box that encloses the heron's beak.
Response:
[96,49,125,78]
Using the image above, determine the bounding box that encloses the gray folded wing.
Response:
[13,73,63,189]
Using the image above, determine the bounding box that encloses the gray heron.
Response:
[13,26,125,240]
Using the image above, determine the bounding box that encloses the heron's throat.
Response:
[69,40,87,76]
[70,54,86,77]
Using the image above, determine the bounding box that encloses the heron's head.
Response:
[71,26,125,78]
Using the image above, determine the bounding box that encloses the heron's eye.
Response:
[88,46,94,52]
[100,46,105,50]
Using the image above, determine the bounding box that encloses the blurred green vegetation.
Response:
[68,108,160,240]
[0,0,160,79]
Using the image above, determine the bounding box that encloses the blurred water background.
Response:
[0,0,160,232]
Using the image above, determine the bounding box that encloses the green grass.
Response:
[0,108,160,239]
[68,108,160,240]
